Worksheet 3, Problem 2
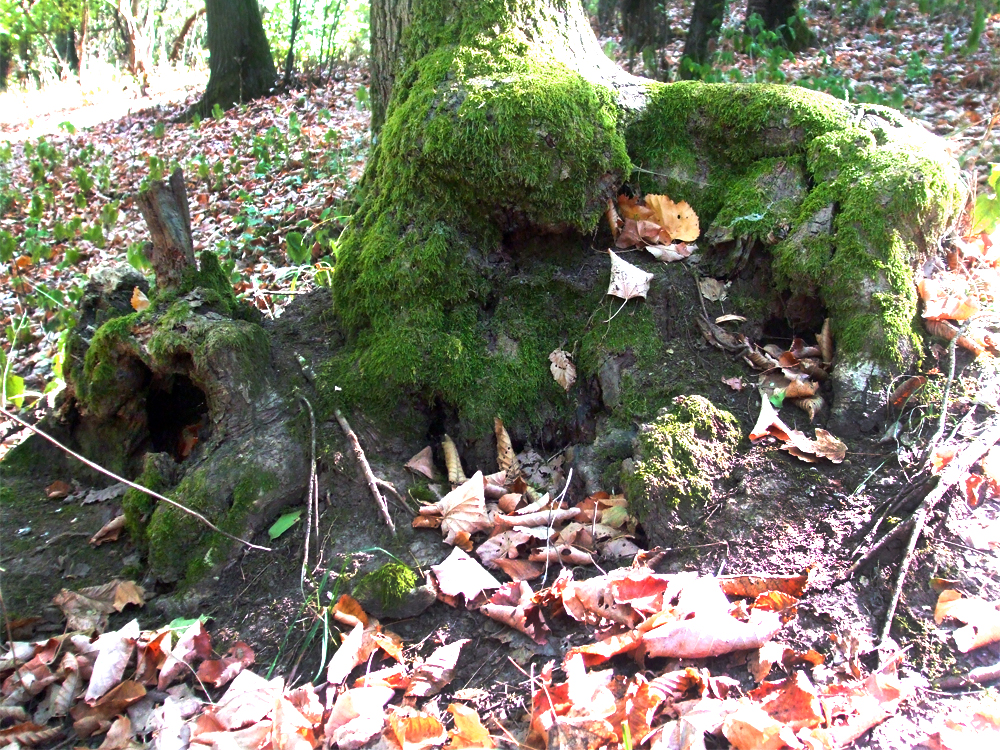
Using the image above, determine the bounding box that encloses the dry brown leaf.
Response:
[326,622,369,687]
[157,620,211,690]
[475,529,532,569]
[748,671,823,731]
[45,479,72,499]
[130,287,150,312]
[442,434,467,485]
[721,702,793,750]
[446,703,495,749]
[404,447,436,480]
[89,515,127,546]
[196,642,255,688]
[494,417,519,478]
[647,243,692,262]
[607,250,654,301]
[615,218,643,249]
[819,318,834,365]
[790,395,824,421]
[925,318,987,356]
[97,716,134,750]
[604,199,622,240]
[698,277,729,302]
[528,545,594,566]
[494,558,545,581]
[618,194,655,221]
[549,349,576,391]
[332,594,370,629]
[645,195,700,241]
[405,639,469,698]
[325,686,395,746]
[418,471,491,546]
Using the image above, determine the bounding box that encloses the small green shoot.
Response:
[58,121,77,134]
[212,103,225,121]
[286,231,310,265]
[972,163,1000,235]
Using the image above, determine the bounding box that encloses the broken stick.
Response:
[334,408,396,536]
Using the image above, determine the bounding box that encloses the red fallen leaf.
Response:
[135,629,172,685]
[371,631,404,663]
[608,569,673,615]
[405,639,469,698]
[494,558,545,581]
[197,642,255,687]
[45,479,72,499]
[889,375,927,409]
[718,571,811,599]
[158,620,211,690]
[615,218,644,249]
[214,670,283,730]
[749,671,823,730]
[568,630,643,668]
[352,663,410,690]
[965,473,989,508]
[446,703,495,749]
[480,581,550,645]
[4,654,57,696]
[931,445,959,475]
[269,695,316,750]
[643,609,784,659]
[389,707,448,750]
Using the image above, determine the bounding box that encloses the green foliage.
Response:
[285,231,309,265]
[268,510,302,539]
[127,242,153,274]
[972,163,1000,235]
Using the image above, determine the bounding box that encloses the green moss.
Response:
[354,562,419,609]
[623,395,740,522]
[0,436,50,478]
[122,456,168,551]
[324,7,630,434]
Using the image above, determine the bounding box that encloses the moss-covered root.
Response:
[623,395,740,545]
[628,83,964,422]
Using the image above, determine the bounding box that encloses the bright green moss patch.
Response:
[354,562,419,610]
[623,395,740,523]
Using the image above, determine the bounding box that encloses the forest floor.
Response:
[3,4,1000,750]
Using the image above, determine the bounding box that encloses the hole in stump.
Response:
[146,374,208,462]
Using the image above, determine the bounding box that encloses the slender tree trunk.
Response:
[370,0,413,136]
[596,0,616,34]
[682,0,727,78]
[620,0,666,55]
[78,1,89,87]
[745,0,813,49]
[0,36,11,91]
[283,0,302,86]
[192,0,277,117]
[169,9,205,63]
[116,0,150,93]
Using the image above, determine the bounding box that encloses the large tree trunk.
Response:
[682,0,727,77]
[192,0,277,117]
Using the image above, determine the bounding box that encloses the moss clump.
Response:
[630,82,963,371]
[323,3,630,434]
[354,562,419,610]
[0,436,51,478]
[122,455,170,552]
[623,395,740,524]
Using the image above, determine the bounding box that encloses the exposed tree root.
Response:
[334,408,396,536]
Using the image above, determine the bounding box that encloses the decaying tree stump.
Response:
[137,168,195,291]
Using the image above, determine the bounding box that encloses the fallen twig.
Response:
[877,417,1000,644]
[300,396,320,586]
[937,660,1000,690]
[0,406,272,552]
[333,408,396,536]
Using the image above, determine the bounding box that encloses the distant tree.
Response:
[619,0,668,69]
[681,0,726,78]
[745,0,814,49]
[191,0,276,117]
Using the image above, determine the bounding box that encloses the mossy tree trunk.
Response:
[192,0,276,117]
[333,0,963,440]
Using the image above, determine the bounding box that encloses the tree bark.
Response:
[745,0,814,49]
[137,169,196,292]
[169,9,206,63]
[682,0,726,77]
[0,36,11,91]
[619,0,666,55]
[192,0,277,118]
[370,0,413,136]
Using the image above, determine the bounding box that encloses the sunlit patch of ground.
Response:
[0,64,208,142]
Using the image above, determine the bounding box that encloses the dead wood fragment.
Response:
[137,168,195,291]
[334,408,396,536]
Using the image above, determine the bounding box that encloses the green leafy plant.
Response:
[127,241,153,273]
[285,231,310,265]
[153,121,166,138]
[972,163,1000,235]
[212,102,225,121]
[268,510,303,539]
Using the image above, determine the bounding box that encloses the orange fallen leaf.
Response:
[446,703,495,749]
[645,194,700,242]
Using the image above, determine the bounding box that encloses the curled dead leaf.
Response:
[549,349,576,391]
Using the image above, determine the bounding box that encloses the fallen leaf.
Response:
[607,250,654,301]
[643,609,784,659]
[196,642,255,688]
[442,434,467,485]
[646,243,691,262]
[480,580,550,644]
[722,376,745,391]
[934,590,1000,652]
[418,471,491,546]
[45,479,72,499]
[405,639,469,698]
[446,703,495,748]
[549,349,576,391]
[431,547,501,607]
[90,515,127,546]
[494,417,519,479]
[721,702,791,750]
[131,287,150,312]
[157,620,212,690]
[618,194,654,222]
[698,277,729,302]
[645,195,700,241]
[889,375,927,409]
[494,558,545,581]
[404,447,436,480]
[326,622,368,687]
[86,618,141,703]
[718,571,811,599]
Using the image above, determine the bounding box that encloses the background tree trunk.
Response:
[0,36,11,91]
[370,0,413,136]
[619,0,666,55]
[682,0,726,77]
[745,0,814,49]
[596,0,616,35]
[169,9,206,63]
[192,0,277,117]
